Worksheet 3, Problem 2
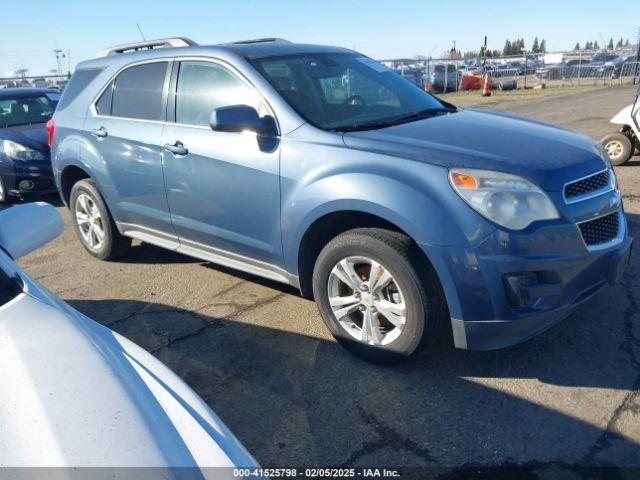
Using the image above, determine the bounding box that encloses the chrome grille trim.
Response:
[563,168,614,204]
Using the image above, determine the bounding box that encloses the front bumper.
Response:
[1,162,56,198]
[423,207,632,351]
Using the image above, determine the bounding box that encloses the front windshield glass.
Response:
[0,95,57,128]
[250,52,452,131]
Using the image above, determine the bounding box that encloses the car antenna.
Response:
[136,23,146,41]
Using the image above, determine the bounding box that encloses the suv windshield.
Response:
[0,94,57,128]
[250,52,453,132]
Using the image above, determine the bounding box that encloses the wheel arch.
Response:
[293,204,447,308]
[59,163,93,207]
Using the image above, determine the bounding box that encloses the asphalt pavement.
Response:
[18,85,640,474]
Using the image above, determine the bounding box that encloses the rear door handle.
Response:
[163,141,188,156]
[91,127,108,138]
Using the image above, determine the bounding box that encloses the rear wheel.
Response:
[70,179,131,260]
[312,228,446,364]
[601,133,633,166]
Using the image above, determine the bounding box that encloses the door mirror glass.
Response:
[0,203,63,259]
[210,105,275,135]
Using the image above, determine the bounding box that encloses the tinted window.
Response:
[95,81,114,115]
[0,95,57,127]
[175,61,263,126]
[251,53,446,131]
[0,268,20,307]
[112,62,167,121]
[56,68,102,111]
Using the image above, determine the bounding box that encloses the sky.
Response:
[2,0,639,76]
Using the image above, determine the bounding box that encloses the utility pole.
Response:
[53,49,66,76]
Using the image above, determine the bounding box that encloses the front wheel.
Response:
[601,133,633,166]
[312,228,446,364]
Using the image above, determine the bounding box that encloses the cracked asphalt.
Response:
[18,85,640,474]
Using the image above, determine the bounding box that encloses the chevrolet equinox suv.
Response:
[50,38,632,363]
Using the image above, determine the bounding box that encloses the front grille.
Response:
[578,211,619,246]
[564,170,610,200]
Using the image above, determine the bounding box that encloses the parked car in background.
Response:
[591,52,620,64]
[429,63,461,91]
[51,38,631,364]
[536,58,589,80]
[0,88,59,202]
[0,202,260,471]
[398,67,424,87]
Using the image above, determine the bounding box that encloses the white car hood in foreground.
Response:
[0,255,258,470]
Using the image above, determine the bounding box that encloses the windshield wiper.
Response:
[332,107,457,132]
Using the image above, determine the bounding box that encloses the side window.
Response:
[95,81,113,115]
[175,61,263,127]
[56,68,103,111]
[111,62,168,121]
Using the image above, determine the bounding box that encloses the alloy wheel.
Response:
[75,193,105,250]
[327,256,407,346]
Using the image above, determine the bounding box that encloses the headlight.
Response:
[449,168,559,230]
[2,140,47,161]
[596,142,612,168]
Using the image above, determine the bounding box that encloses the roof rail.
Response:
[96,37,198,57]
[225,38,291,45]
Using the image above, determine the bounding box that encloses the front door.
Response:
[161,60,282,265]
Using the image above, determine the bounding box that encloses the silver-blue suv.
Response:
[50,38,632,363]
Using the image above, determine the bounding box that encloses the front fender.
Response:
[281,165,495,275]
[610,105,634,131]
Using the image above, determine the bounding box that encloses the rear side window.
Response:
[56,68,103,111]
[111,62,168,121]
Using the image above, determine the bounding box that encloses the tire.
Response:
[70,179,131,260]
[601,133,633,166]
[0,177,7,203]
[312,228,446,364]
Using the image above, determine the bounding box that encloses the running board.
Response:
[117,222,299,288]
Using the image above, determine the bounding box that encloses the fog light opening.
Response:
[18,180,35,190]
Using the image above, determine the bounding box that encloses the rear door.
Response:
[83,61,175,239]
[160,59,282,265]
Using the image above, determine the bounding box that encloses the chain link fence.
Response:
[384,48,640,94]
[0,74,70,90]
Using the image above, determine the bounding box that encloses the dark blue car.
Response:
[0,88,59,202]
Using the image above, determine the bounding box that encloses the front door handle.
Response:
[91,127,108,138]
[163,141,188,156]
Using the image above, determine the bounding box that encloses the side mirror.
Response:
[210,105,276,135]
[0,203,63,259]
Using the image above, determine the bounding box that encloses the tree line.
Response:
[502,37,546,55]
[574,38,631,51]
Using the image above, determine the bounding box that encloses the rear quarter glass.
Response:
[56,68,104,111]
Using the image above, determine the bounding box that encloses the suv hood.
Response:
[342,108,606,191]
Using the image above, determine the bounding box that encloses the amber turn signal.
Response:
[450,172,478,190]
